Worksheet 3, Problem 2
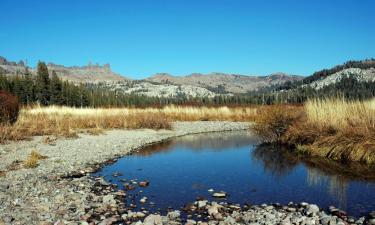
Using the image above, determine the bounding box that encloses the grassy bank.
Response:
[0,105,260,143]
[254,98,375,165]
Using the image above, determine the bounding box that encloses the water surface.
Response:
[93,131,375,217]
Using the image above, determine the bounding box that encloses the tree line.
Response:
[1,62,375,107]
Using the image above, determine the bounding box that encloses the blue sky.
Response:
[0,0,374,79]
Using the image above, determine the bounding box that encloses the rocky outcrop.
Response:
[147,72,303,93]
[309,68,375,89]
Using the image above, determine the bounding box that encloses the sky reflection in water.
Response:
[93,131,375,217]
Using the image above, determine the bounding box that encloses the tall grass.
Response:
[305,98,375,130]
[0,105,260,143]
[254,98,375,165]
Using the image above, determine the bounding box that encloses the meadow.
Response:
[0,105,260,143]
[1,99,375,165]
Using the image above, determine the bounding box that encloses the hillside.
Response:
[147,72,303,93]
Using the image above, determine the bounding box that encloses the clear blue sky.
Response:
[0,0,374,79]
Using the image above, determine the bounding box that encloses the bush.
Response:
[0,91,19,124]
[253,105,303,143]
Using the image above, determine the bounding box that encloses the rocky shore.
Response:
[0,121,374,225]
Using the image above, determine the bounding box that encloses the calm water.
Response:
[93,131,375,217]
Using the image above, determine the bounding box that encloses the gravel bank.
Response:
[0,121,249,224]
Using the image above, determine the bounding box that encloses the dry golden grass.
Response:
[0,105,261,143]
[23,150,48,168]
[305,98,375,130]
[255,98,375,165]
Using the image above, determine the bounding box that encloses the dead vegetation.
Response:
[23,150,48,169]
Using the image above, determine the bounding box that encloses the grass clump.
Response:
[23,150,48,169]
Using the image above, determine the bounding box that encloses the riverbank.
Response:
[1,121,374,225]
[0,121,249,224]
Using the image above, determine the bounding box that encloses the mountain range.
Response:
[1,56,375,98]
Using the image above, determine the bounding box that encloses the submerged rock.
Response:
[139,181,150,187]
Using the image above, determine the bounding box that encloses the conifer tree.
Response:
[50,71,63,105]
[35,62,50,105]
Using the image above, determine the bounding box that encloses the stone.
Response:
[140,197,148,203]
[208,206,219,216]
[197,200,207,208]
[102,195,116,205]
[136,212,146,218]
[369,219,375,225]
[139,181,150,187]
[186,220,196,225]
[305,204,319,215]
[212,192,226,198]
[370,211,375,218]
[167,210,181,220]
[213,213,223,220]
[144,214,163,225]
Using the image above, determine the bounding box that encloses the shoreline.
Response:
[0,121,374,225]
[0,121,249,224]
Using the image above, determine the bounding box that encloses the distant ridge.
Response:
[147,72,303,93]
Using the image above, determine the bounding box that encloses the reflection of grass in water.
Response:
[253,144,375,208]
[307,168,348,209]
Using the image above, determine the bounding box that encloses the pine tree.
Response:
[35,62,50,105]
[50,71,63,105]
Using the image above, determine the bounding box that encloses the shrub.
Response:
[253,105,303,143]
[0,91,19,124]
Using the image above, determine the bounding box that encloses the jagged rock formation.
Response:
[0,57,128,84]
[45,63,128,83]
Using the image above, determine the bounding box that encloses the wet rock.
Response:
[212,192,226,198]
[140,197,148,203]
[369,219,375,225]
[112,172,122,177]
[139,181,150,187]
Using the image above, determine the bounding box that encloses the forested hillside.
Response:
[1,59,375,107]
